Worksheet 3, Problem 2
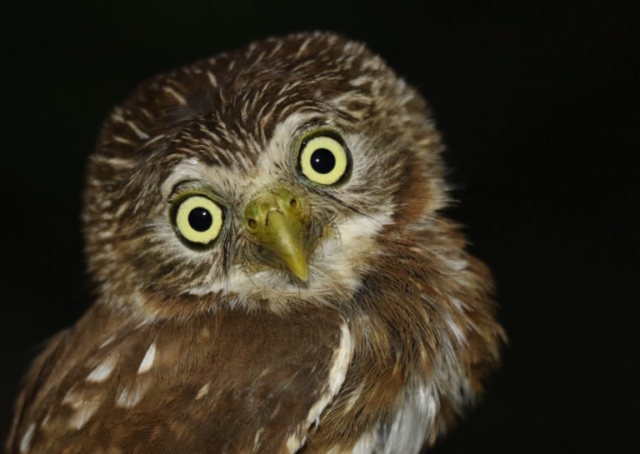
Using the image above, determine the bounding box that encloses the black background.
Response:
[1,1,638,452]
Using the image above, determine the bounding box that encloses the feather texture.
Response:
[7,32,505,453]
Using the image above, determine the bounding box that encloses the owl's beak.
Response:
[244,188,310,282]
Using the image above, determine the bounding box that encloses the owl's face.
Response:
[84,33,445,316]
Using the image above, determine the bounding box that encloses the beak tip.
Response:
[246,197,312,283]
[290,261,309,282]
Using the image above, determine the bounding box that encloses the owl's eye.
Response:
[171,195,224,247]
[298,133,350,186]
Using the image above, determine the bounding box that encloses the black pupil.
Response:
[310,148,336,174]
[188,207,213,232]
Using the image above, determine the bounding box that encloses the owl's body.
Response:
[7,33,504,453]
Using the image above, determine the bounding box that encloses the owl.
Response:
[6,32,505,454]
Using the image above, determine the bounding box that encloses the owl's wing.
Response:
[5,329,71,453]
[7,306,353,454]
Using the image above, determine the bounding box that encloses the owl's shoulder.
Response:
[7,304,353,454]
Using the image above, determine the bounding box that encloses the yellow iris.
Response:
[174,195,224,246]
[299,134,349,185]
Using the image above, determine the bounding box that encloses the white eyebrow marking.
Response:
[87,358,116,383]
[20,423,35,453]
[138,343,156,374]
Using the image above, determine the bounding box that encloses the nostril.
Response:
[290,198,297,209]
[247,219,257,229]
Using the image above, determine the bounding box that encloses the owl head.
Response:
[83,32,447,317]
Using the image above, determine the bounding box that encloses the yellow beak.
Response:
[244,188,309,281]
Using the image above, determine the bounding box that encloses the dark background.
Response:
[1,1,638,452]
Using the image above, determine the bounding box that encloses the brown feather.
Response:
[8,32,505,453]
[7,304,350,453]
